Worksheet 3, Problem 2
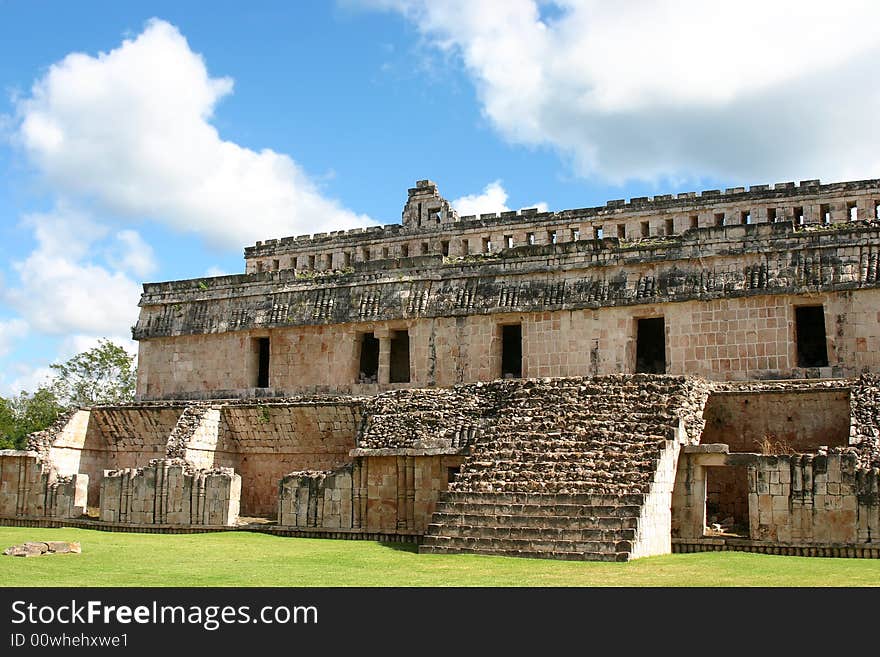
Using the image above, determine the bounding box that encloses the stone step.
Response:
[420,535,632,557]
[417,544,630,562]
[430,511,640,531]
[424,523,637,543]
[438,492,646,506]
[430,505,643,522]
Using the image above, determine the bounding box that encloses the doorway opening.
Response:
[795,306,828,367]
[501,324,522,378]
[358,333,379,383]
[635,317,666,374]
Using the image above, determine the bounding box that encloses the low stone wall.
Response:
[0,450,88,519]
[278,454,463,533]
[278,467,353,529]
[99,459,240,526]
[749,453,878,544]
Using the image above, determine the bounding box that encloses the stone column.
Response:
[376,329,391,385]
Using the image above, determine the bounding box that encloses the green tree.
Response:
[49,339,137,407]
[0,387,64,450]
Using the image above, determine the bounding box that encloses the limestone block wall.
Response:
[278,467,353,529]
[136,287,880,400]
[99,459,240,526]
[0,450,88,519]
[701,388,851,451]
[749,453,878,544]
[48,406,185,507]
[278,454,463,533]
[218,403,360,516]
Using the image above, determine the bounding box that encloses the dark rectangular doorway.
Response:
[390,330,410,383]
[636,317,666,374]
[256,337,270,388]
[795,306,828,367]
[358,333,379,383]
[501,324,522,378]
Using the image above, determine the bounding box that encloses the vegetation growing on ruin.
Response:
[0,339,135,449]
[1,527,878,587]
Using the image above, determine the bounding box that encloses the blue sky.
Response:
[1,1,878,396]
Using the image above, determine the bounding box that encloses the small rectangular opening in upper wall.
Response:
[741,210,751,225]
[461,239,469,255]
[401,243,409,258]
[767,207,777,222]
[548,230,557,244]
[505,235,514,249]
[714,213,725,227]
[689,215,698,230]
[617,224,626,238]
[664,218,674,235]
[255,337,270,388]
[526,232,535,245]
[390,330,410,383]
[847,201,857,221]
[794,206,804,225]
[441,240,450,256]
[595,225,604,239]
[482,237,491,253]
[820,204,830,224]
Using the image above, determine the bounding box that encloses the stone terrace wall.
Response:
[47,406,185,507]
[0,450,87,519]
[100,459,240,526]
[218,402,361,516]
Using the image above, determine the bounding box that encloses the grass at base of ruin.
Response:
[1,526,879,587]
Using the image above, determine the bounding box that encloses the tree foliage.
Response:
[49,339,137,407]
[0,339,136,449]
[0,388,64,450]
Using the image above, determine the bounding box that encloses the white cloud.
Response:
[452,180,547,216]
[365,0,880,184]
[452,180,509,216]
[0,319,27,358]
[106,229,157,278]
[16,18,373,248]
[0,364,54,397]
[4,208,142,338]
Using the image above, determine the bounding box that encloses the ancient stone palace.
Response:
[3,177,880,560]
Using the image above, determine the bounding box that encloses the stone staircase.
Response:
[419,375,709,561]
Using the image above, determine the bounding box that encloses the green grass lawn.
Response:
[1,526,879,586]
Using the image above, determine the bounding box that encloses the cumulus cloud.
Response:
[106,230,157,278]
[452,180,509,216]
[16,18,373,248]
[452,180,547,216]
[364,0,880,184]
[0,319,27,358]
[0,364,54,397]
[4,208,142,338]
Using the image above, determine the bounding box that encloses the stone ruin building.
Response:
[3,177,880,561]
